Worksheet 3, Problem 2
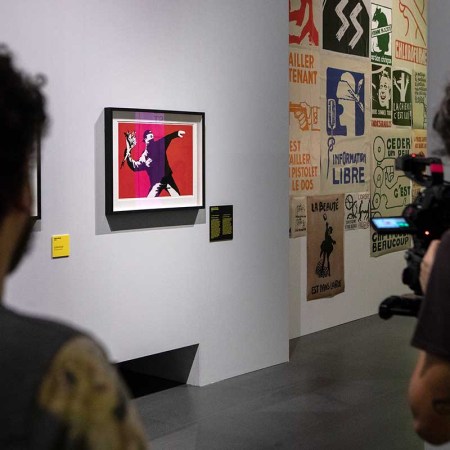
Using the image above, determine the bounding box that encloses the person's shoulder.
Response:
[0,305,83,365]
[0,304,80,337]
[37,335,148,449]
[43,335,110,375]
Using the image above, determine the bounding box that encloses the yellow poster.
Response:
[307,194,345,300]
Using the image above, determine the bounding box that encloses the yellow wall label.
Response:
[52,234,70,258]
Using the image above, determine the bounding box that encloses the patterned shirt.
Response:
[35,336,148,449]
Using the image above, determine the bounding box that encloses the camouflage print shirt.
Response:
[34,336,149,449]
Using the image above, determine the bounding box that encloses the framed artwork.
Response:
[31,138,41,220]
[105,107,205,214]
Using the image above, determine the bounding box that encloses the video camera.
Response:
[371,154,450,319]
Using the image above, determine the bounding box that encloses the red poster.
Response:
[117,122,193,199]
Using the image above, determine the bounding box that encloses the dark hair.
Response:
[433,83,450,155]
[0,46,47,222]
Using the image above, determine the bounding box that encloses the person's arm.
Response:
[409,351,450,445]
[121,133,136,168]
[410,232,450,444]
[162,130,185,149]
[34,336,148,449]
[125,147,151,171]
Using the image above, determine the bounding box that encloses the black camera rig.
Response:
[371,154,450,319]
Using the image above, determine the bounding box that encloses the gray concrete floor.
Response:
[134,315,424,449]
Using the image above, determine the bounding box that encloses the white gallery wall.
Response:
[1,0,289,386]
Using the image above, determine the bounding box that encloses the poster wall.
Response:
[289,0,428,300]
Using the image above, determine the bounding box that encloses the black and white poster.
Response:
[323,0,370,57]
[307,194,345,300]
[372,64,392,127]
[371,2,392,65]
[392,68,412,127]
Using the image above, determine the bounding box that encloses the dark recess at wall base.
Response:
[115,344,199,399]
[117,368,183,398]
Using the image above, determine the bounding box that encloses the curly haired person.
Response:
[0,47,148,449]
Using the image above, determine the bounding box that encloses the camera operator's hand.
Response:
[420,240,442,294]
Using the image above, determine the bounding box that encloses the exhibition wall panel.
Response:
[2,0,289,386]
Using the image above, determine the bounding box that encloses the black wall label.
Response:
[210,205,233,242]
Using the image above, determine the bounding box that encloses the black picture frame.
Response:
[31,137,41,220]
[105,107,205,214]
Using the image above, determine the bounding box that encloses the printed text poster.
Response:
[412,128,427,156]
[393,0,427,69]
[321,54,370,194]
[392,68,412,127]
[413,70,427,129]
[290,196,307,238]
[371,1,393,66]
[372,64,392,128]
[370,129,412,256]
[412,129,427,200]
[345,191,370,231]
[307,194,345,300]
[289,47,321,195]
